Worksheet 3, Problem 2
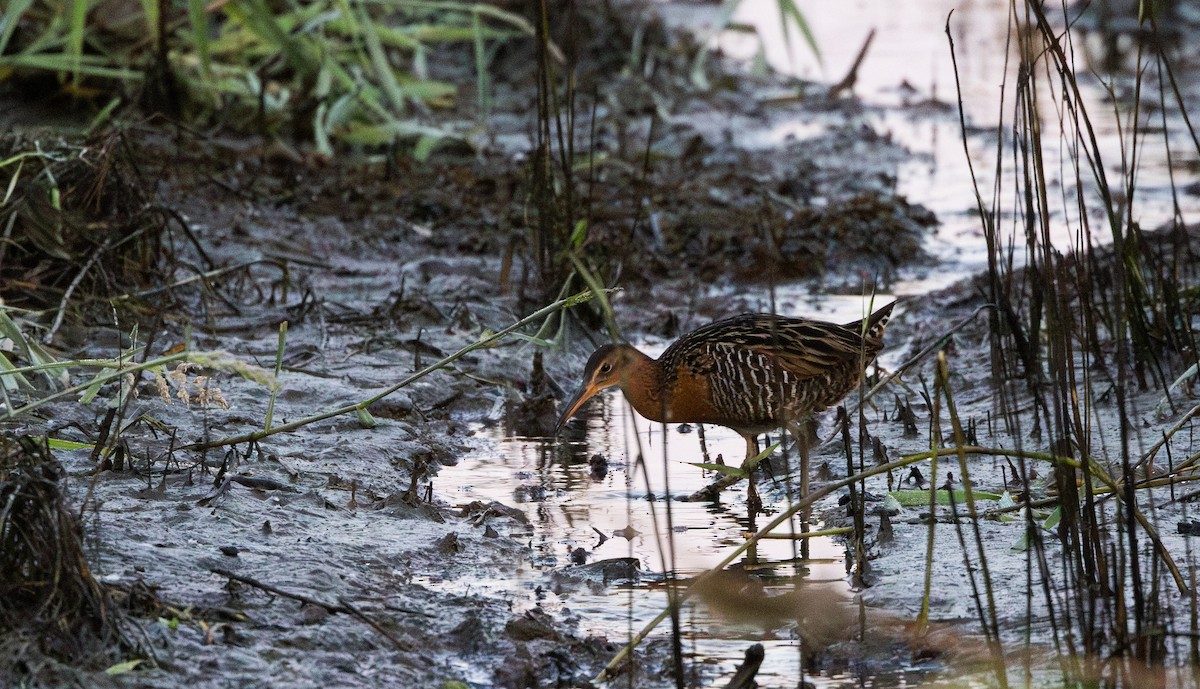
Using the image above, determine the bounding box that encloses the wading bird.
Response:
[554,303,895,482]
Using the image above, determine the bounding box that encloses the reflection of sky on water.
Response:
[695,0,1200,297]
[439,390,885,687]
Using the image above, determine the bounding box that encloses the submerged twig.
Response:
[209,567,411,651]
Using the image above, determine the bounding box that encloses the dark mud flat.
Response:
[6,0,1200,686]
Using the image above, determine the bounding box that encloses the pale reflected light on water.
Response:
[706,0,1200,293]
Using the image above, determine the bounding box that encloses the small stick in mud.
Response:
[210,567,415,651]
[827,29,876,99]
[723,643,764,689]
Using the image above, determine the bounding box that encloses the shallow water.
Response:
[716,0,1200,281]
[439,393,929,685]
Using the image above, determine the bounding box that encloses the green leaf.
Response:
[688,462,746,479]
[85,96,124,135]
[341,120,459,147]
[570,219,588,249]
[67,0,86,85]
[359,7,406,114]
[994,490,1020,521]
[188,0,212,80]
[1012,526,1031,552]
[157,615,181,630]
[237,0,316,75]
[78,371,106,404]
[356,407,377,428]
[777,0,821,65]
[0,54,143,80]
[47,438,92,451]
[505,332,555,347]
[1042,505,1062,530]
[0,0,36,55]
[137,0,159,47]
[742,441,780,471]
[104,659,143,675]
[0,355,33,392]
[889,488,1002,507]
[412,134,442,162]
[0,311,34,392]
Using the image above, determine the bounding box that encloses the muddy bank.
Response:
[6,0,1199,685]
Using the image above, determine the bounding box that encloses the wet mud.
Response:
[3,0,1200,687]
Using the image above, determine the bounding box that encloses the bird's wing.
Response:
[660,312,885,383]
[742,319,870,380]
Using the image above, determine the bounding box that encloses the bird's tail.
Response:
[844,300,897,341]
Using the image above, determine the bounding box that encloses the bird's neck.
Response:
[619,352,670,422]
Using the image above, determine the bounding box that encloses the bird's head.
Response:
[554,343,641,434]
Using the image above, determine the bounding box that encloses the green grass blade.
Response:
[0,0,36,55]
[85,96,123,134]
[0,352,33,392]
[412,134,442,161]
[236,0,315,75]
[2,157,25,207]
[0,54,143,80]
[188,0,212,79]
[0,311,37,391]
[66,0,87,86]
[688,462,746,479]
[890,488,1002,507]
[48,438,93,451]
[358,5,407,114]
[137,0,158,48]
[264,320,287,432]
[776,0,820,64]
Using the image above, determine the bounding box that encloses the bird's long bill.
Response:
[554,382,603,434]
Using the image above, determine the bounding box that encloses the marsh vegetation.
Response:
[2,0,1199,687]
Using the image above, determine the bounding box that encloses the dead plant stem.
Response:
[3,351,190,420]
[181,289,609,451]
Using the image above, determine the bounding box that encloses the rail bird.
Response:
[554,303,895,471]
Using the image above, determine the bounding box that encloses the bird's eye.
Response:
[599,362,613,374]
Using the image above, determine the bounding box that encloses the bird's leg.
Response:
[786,422,811,560]
[742,434,759,468]
[742,434,760,520]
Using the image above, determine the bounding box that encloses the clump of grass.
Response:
[0,434,150,680]
[945,0,1200,685]
[0,133,178,319]
[1,0,536,156]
